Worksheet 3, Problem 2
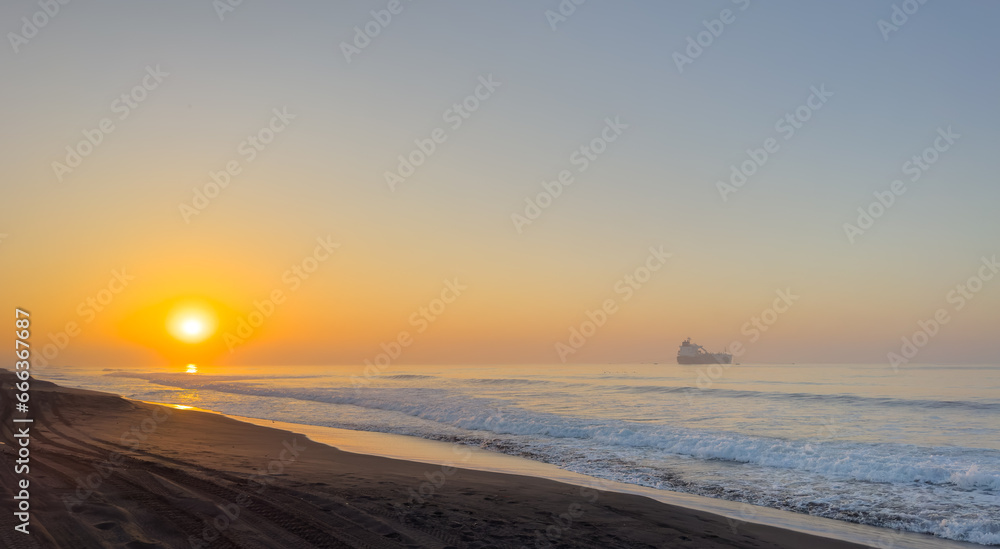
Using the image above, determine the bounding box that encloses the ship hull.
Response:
[677,354,732,365]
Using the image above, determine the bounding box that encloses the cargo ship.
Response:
[676,338,733,364]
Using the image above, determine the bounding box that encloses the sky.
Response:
[1,0,998,368]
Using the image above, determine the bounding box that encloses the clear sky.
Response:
[1,0,998,368]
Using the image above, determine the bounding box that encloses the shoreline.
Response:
[0,370,976,548]
[228,415,979,549]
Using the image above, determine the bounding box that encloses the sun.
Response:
[166,303,217,344]
[181,318,204,336]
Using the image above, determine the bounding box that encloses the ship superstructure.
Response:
[676,338,733,365]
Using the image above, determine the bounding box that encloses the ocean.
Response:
[41,362,1000,546]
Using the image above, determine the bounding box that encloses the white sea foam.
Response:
[110,374,1000,491]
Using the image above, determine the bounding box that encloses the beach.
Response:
[43,362,998,546]
[0,370,874,549]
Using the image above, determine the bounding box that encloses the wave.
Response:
[465,377,554,385]
[609,384,1000,412]
[108,372,1000,493]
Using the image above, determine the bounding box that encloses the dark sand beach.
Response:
[0,370,867,548]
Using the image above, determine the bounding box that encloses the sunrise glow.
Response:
[166,304,217,344]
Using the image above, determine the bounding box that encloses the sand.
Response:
[0,370,869,549]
